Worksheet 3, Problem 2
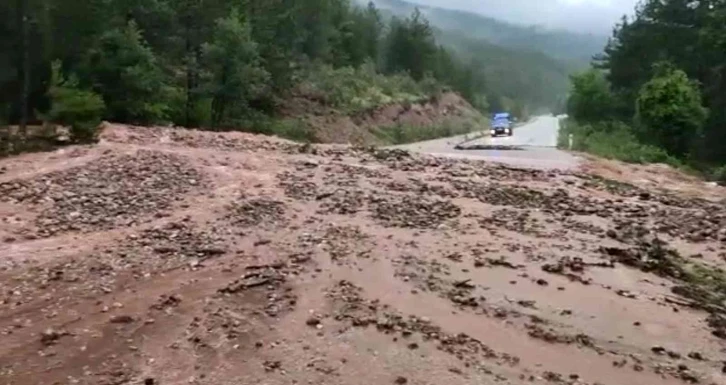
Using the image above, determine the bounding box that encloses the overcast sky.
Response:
[406,0,640,34]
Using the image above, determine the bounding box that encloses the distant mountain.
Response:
[366,0,607,65]
[401,0,625,35]
[432,29,570,110]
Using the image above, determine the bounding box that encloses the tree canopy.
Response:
[567,0,726,172]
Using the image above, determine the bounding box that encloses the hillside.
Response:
[435,30,571,111]
[360,0,598,112]
[367,0,606,64]
[1,126,725,384]
[2,0,545,146]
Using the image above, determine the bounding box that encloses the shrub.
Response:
[81,21,168,124]
[298,63,427,113]
[269,119,317,143]
[46,61,105,143]
[712,165,726,185]
[559,119,680,166]
[566,69,615,124]
[635,63,708,158]
[166,87,213,128]
[374,118,476,145]
[247,117,317,143]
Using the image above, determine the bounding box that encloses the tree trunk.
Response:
[17,0,29,140]
[184,14,193,128]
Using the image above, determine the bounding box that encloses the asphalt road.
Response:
[397,115,580,170]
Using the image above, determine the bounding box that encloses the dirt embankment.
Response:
[280,92,485,144]
[0,124,725,385]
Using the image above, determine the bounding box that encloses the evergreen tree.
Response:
[635,63,707,157]
[567,69,614,124]
[384,9,437,81]
[203,10,269,129]
[81,21,168,124]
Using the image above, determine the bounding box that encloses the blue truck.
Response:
[490,112,513,137]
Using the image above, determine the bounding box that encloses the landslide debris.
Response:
[370,194,461,229]
[116,219,227,264]
[226,196,287,228]
[0,150,203,236]
[2,123,725,385]
[602,237,726,341]
[326,281,519,371]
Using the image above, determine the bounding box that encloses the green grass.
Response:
[711,165,726,185]
[372,118,482,145]
[246,116,317,143]
[557,118,681,166]
[297,62,432,114]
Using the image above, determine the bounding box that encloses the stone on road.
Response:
[397,116,580,170]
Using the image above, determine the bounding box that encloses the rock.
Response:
[394,376,408,384]
[109,315,135,324]
[0,151,205,237]
[687,352,704,360]
[263,360,282,372]
[651,346,666,355]
[536,279,548,286]
[40,328,66,346]
[306,317,322,327]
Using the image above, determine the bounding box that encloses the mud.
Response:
[0,123,725,385]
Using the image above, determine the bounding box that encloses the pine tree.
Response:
[203,9,269,128]
[635,63,708,157]
[81,20,168,124]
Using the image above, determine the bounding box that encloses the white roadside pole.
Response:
[568,134,573,150]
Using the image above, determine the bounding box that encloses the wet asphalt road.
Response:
[397,116,580,170]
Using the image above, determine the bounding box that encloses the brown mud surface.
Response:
[1,124,725,385]
[281,91,484,145]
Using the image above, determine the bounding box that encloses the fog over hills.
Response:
[404,0,637,34]
[366,0,611,64]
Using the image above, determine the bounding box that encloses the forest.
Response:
[564,0,726,181]
[0,0,566,146]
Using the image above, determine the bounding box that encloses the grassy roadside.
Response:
[556,118,682,166]
[371,118,485,145]
[557,117,726,184]
[250,114,488,146]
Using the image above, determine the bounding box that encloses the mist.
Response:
[403,0,638,34]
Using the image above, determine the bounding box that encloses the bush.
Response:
[268,119,317,143]
[247,117,317,143]
[82,21,168,124]
[373,118,476,145]
[566,69,615,124]
[635,63,708,158]
[166,87,213,128]
[46,61,106,143]
[298,62,428,113]
[559,119,680,166]
[712,166,726,185]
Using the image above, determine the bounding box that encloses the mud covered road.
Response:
[0,124,725,385]
[398,116,580,170]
